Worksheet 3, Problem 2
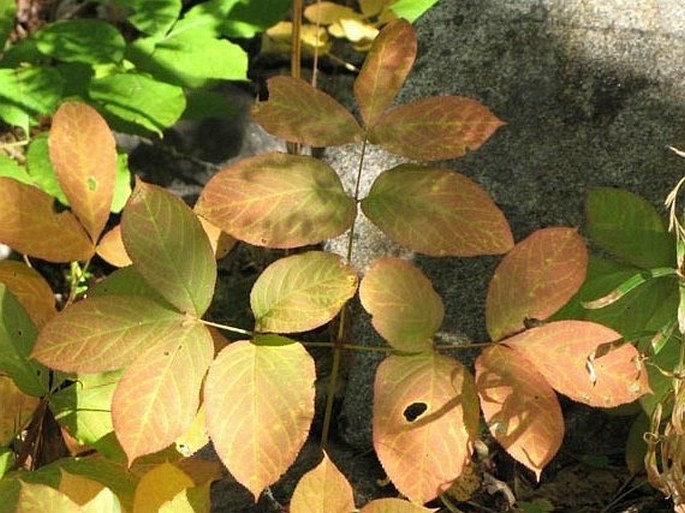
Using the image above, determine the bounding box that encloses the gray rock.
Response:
[332,0,685,450]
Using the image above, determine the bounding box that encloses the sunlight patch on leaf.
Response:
[205,336,315,501]
[251,251,358,333]
[132,462,194,513]
[373,353,479,504]
[360,258,442,352]
[362,164,513,256]
[0,260,56,328]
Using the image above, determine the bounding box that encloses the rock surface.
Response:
[332,0,685,449]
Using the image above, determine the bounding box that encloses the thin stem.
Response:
[310,0,322,89]
[434,341,496,350]
[289,0,303,156]
[200,319,253,337]
[346,136,368,264]
[66,258,91,306]
[0,139,29,150]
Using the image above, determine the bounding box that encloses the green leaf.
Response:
[581,267,676,310]
[388,0,439,22]
[122,180,216,316]
[355,18,416,128]
[88,266,172,307]
[50,370,127,461]
[204,335,316,500]
[586,187,675,269]
[0,284,49,396]
[117,0,182,36]
[32,295,190,373]
[359,258,442,352]
[0,155,32,186]
[369,96,505,161]
[0,38,43,68]
[553,257,679,340]
[55,62,94,98]
[640,334,680,417]
[26,133,69,205]
[127,31,248,88]
[251,251,358,333]
[175,0,243,36]
[0,0,16,49]
[112,321,213,463]
[222,0,291,38]
[112,154,132,213]
[89,72,186,135]
[361,164,513,256]
[486,228,588,341]
[0,66,64,133]
[33,20,126,64]
[196,152,356,248]
[0,447,13,479]
[49,101,118,242]
[252,76,363,146]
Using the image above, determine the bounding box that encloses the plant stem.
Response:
[199,319,253,337]
[321,137,369,450]
[289,0,303,156]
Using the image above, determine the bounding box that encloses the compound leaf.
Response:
[373,353,479,504]
[506,320,651,407]
[289,451,355,513]
[204,336,315,501]
[475,345,563,480]
[360,498,437,513]
[32,295,189,373]
[0,178,94,262]
[251,251,358,333]
[253,76,362,146]
[355,18,416,128]
[586,187,675,269]
[112,321,213,464]
[197,153,355,248]
[34,19,125,64]
[370,96,505,161]
[122,180,216,316]
[0,284,49,397]
[486,227,588,341]
[0,260,56,328]
[362,164,513,256]
[49,101,118,242]
[360,258,442,352]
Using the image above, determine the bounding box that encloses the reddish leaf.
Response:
[354,18,416,128]
[112,321,213,464]
[204,336,316,501]
[289,451,355,513]
[359,258,442,352]
[475,345,563,480]
[252,76,362,146]
[373,353,479,504]
[0,260,56,328]
[486,227,588,341]
[96,225,132,268]
[361,164,513,256]
[360,498,437,513]
[49,101,117,242]
[251,251,358,333]
[32,295,190,373]
[0,177,94,262]
[122,180,216,316]
[506,320,651,407]
[369,96,505,160]
[196,153,355,249]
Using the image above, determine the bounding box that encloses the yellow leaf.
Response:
[304,2,362,25]
[132,462,194,513]
[174,405,209,457]
[338,18,379,43]
[59,470,107,506]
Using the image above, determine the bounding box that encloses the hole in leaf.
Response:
[51,199,69,214]
[403,402,427,422]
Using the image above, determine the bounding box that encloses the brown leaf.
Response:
[0,177,94,262]
[96,225,132,268]
[49,101,117,242]
[370,96,505,160]
[354,18,416,128]
[0,260,56,328]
